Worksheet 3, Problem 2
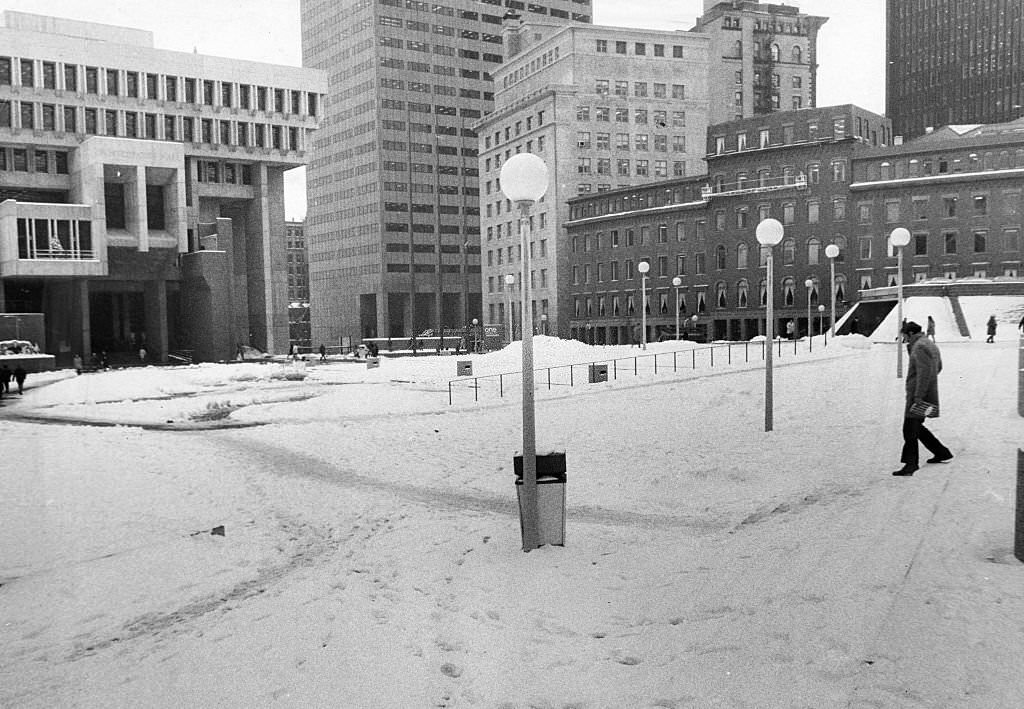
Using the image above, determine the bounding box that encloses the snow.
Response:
[2,304,1024,707]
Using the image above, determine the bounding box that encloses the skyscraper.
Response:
[301,0,592,345]
[886,0,1024,140]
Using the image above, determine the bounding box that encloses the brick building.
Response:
[285,220,311,351]
[0,12,326,364]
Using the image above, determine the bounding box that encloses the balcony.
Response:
[702,173,807,199]
[0,200,105,277]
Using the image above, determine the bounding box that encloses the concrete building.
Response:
[0,12,326,365]
[477,19,710,339]
[886,0,1024,141]
[285,220,311,352]
[300,0,592,346]
[693,0,827,125]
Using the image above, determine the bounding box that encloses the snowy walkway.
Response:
[1,339,1022,707]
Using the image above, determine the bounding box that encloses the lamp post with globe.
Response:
[638,260,650,349]
[499,153,548,551]
[825,243,840,337]
[818,304,826,344]
[889,227,911,379]
[672,276,683,340]
[804,278,814,352]
[756,218,785,432]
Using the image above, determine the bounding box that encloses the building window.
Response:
[973,194,988,215]
[782,238,795,265]
[807,238,820,265]
[943,197,957,217]
[914,232,928,256]
[859,236,872,260]
[973,230,987,253]
[944,231,957,254]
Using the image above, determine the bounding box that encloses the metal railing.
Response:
[447,336,819,405]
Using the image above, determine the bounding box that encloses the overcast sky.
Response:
[2,0,885,220]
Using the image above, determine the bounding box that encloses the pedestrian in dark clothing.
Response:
[13,366,26,394]
[985,315,997,343]
[0,364,11,394]
[893,321,953,476]
[1019,314,1024,333]
[926,315,935,341]
[367,342,379,357]
[319,343,327,361]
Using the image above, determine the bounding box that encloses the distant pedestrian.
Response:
[73,354,84,374]
[892,321,952,476]
[786,320,795,340]
[850,317,860,335]
[926,315,935,341]
[0,364,10,394]
[367,341,379,357]
[985,315,997,343]
[409,334,419,355]
[319,343,327,361]
[1019,314,1024,334]
[138,347,147,362]
[13,366,26,394]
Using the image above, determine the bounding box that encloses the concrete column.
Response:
[144,279,168,362]
[77,279,91,363]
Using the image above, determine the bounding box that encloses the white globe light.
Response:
[672,276,682,287]
[825,244,840,259]
[637,260,650,274]
[505,273,515,285]
[818,304,826,312]
[755,218,784,246]
[500,153,549,202]
[889,227,911,247]
[805,278,814,288]
[691,314,699,322]
[472,318,478,325]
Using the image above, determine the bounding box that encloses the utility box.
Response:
[514,452,566,547]
[457,360,473,376]
[588,363,608,383]
[366,356,380,369]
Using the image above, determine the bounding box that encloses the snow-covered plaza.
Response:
[2,309,1023,707]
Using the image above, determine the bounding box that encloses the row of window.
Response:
[593,39,693,59]
[712,116,890,154]
[379,35,502,66]
[864,191,1021,224]
[379,77,492,99]
[194,160,253,186]
[711,160,846,192]
[0,57,318,116]
[381,161,479,177]
[722,14,811,36]
[485,269,549,292]
[383,0,588,23]
[485,238,550,266]
[379,97,482,119]
[0,146,68,174]
[576,106,688,127]
[578,132,688,151]
[867,149,1024,181]
[0,101,302,150]
[484,111,545,149]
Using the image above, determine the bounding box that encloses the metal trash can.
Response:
[514,452,566,546]
[366,356,380,369]
[588,363,608,383]
[457,360,473,376]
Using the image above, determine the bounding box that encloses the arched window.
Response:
[791,45,802,63]
[807,237,821,265]
[808,276,820,305]
[734,39,743,58]
[737,243,749,269]
[759,279,768,306]
[782,277,795,306]
[716,281,728,308]
[678,291,687,313]
[833,235,847,263]
[770,44,780,62]
[834,274,847,303]
[627,294,636,314]
[737,279,749,307]
[696,290,707,313]
[880,162,893,180]
[716,244,727,269]
[782,237,796,264]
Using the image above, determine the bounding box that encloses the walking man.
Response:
[13,366,26,394]
[893,321,953,476]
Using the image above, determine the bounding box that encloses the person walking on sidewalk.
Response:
[893,321,953,476]
[13,366,26,394]
[985,315,997,343]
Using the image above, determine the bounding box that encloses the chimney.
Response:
[502,11,524,59]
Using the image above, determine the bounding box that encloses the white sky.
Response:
[2,0,885,220]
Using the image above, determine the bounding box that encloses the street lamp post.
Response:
[756,218,785,432]
[818,304,826,345]
[889,227,911,379]
[638,260,650,349]
[505,273,516,344]
[672,276,683,340]
[500,152,549,552]
[804,278,814,352]
[825,244,840,338]
[472,317,479,353]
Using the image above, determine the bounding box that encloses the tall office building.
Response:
[692,0,827,125]
[477,20,710,338]
[300,0,591,344]
[0,12,325,364]
[887,0,1024,140]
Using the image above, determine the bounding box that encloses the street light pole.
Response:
[818,304,826,345]
[638,260,650,349]
[672,276,682,340]
[500,153,549,552]
[804,278,814,352]
[825,244,839,338]
[889,228,911,379]
[505,273,515,344]
[757,218,785,432]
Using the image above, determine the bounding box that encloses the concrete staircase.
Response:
[947,295,972,338]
